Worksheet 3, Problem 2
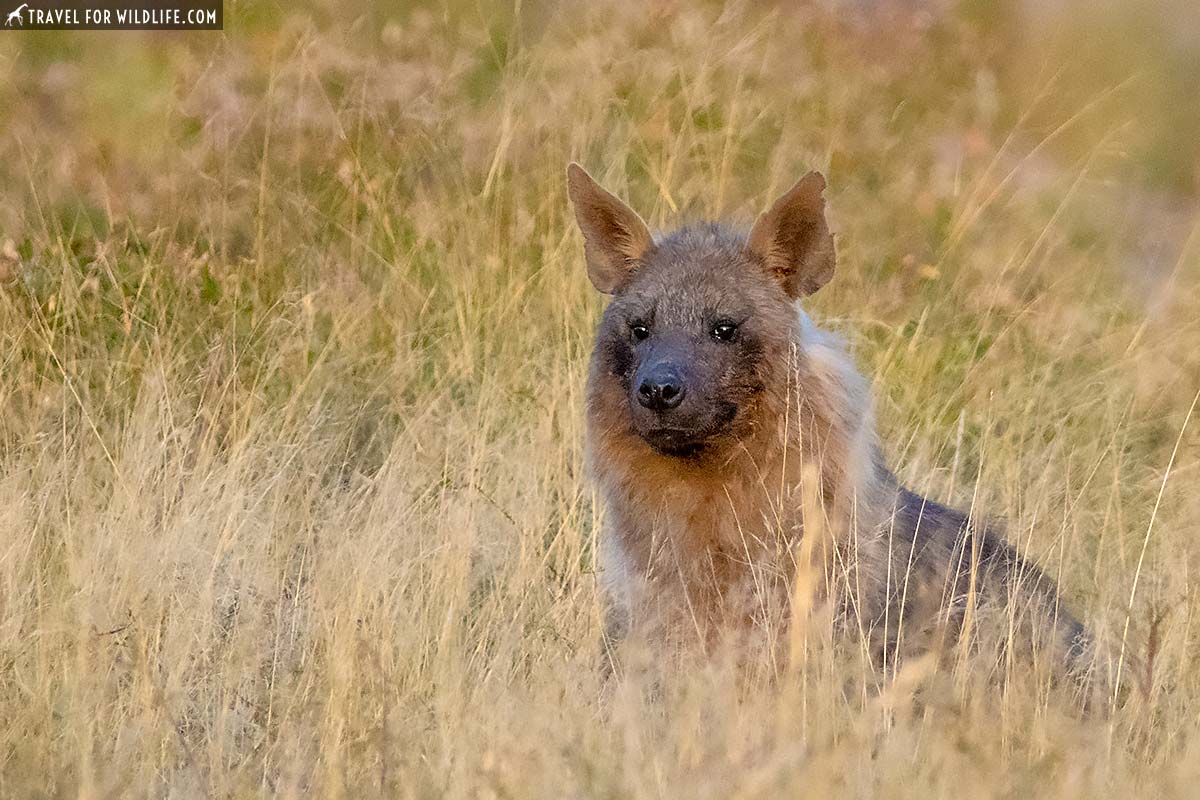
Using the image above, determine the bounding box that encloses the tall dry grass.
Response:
[1,1,1198,796]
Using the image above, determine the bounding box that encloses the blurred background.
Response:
[3,0,1199,240]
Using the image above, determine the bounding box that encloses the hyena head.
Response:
[567,164,836,460]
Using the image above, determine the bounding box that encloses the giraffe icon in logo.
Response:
[5,3,29,25]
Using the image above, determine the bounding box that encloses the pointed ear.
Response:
[566,163,654,294]
[745,171,836,298]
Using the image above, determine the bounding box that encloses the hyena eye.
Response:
[630,322,650,341]
[711,321,738,342]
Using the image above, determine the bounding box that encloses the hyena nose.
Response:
[637,370,685,411]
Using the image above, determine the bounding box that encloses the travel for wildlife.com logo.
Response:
[4,0,221,29]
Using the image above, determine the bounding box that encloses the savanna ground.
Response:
[1,1,1199,796]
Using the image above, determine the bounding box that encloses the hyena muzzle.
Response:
[566,163,1091,678]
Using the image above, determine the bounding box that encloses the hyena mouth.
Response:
[639,403,741,457]
[642,428,710,458]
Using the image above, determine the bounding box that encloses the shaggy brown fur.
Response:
[567,163,1089,675]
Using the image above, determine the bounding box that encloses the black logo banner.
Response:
[3,0,222,30]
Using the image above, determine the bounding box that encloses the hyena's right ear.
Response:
[746,171,836,298]
[566,163,654,294]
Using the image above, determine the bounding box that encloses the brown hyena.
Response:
[567,163,1090,677]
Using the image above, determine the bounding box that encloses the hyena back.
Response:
[566,163,1088,674]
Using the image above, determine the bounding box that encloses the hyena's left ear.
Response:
[745,171,835,298]
[566,163,655,294]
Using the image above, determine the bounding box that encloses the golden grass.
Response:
[0,2,1198,796]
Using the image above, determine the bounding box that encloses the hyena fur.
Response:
[567,163,1090,675]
